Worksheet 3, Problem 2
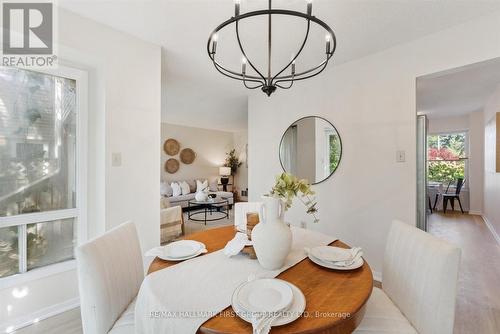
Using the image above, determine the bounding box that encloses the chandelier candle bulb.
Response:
[241,57,247,74]
[211,34,218,54]
[234,0,240,16]
[307,0,313,15]
[291,60,296,74]
[325,34,331,54]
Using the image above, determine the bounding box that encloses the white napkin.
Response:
[251,311,282,334]
[242,275,286,334]
[306,246,363,267]
[223,232,253,256]
[144,246,208,258]
[145,246,166,257]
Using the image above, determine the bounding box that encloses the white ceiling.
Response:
[417,57,500,119]
[58,0,500,131]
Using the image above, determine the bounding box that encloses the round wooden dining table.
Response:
[148,226,373,334]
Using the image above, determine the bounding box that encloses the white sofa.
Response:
[161,179,234,208]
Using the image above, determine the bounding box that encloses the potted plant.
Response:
[223,149,242,173]
[251,173,319,270]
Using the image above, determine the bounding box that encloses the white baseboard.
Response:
[0,297,80,333]
[372,271,382,283]
[468,210,483,216]
[482,215,500,246]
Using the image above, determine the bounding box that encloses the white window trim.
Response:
[0,65,88,283]
[427,130,469,189]
[0,260,76,290]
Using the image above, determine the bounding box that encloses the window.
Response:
[427,132,468,184]
[326,130,341,174]
[0,67,86,279]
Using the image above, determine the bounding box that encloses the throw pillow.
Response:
[186,180,196,193]
[209,179,218,192]
[160,182,173,197]
[196,179,208,192]
[180,181,190,195]
[171,182,181,197]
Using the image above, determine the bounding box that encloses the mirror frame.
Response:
[278,115,342,185]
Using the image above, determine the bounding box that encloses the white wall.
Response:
[0,8,161,331]
[233,130,249,198]
[427,113,485,214]
[161,123,234,183]
[428,115,469,134]
[59,7,161,254]
[248,11,500,277]
[469,112,485,215]
[484,85,500,240]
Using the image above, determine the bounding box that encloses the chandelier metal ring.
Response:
[207,1,337,96]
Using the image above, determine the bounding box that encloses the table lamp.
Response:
[219,166,231,191]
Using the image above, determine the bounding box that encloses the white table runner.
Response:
[134,227,336,333]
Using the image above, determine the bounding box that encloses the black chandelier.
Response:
[207,0,336,96]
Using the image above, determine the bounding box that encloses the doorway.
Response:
[416,58,500,225]
[416,57,500,334]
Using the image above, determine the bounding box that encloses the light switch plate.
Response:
[396,150,406,163]
[112,152,122,167]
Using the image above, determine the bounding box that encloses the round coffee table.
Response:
[187,198,229,224]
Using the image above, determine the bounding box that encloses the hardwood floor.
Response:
[14,308,82,334]
[428,213,500,334]
[13,213,500,334]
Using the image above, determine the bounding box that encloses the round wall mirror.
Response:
[279,116,342,184]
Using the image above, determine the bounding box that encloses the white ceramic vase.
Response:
[251,195,292,270]
[195,190,208,201]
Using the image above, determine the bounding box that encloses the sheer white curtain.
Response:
[280,125,297,175]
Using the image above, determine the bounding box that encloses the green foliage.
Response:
[224,149,242,173]
[428,161,465,183]
[329,134,341,172]
[0,227,19,277]
[269,173,319,223]
[428,133,466,158]
[427,133,466,183]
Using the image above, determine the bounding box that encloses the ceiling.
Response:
[58,0,500,131]
[417,57,500,119]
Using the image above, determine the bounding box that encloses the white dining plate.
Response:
[232,280,306,326]
[158,240,206,261]
[310,246,354,262]
[235,278,293,313]
[308,253,364,270]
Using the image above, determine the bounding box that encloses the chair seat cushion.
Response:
[108,298,136,334]
[353,287,417,334]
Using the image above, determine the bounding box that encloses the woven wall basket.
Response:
[164,138,180,156]
[180,148,196,164]
[165,158,180,174]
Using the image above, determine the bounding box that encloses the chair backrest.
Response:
[160,196,171,209]
[455,178,465,195]
[444,180,453,194]
[234,202,263,231]
[76,222,144,334]
[382,220,461,334]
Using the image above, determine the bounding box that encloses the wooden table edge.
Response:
[147,226,374,334]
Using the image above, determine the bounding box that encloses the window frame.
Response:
[0,65,88,286]
[427,130,469,189]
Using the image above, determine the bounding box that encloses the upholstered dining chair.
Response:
[160,197,184,243]
[354,220,461,334]
[76,221,143,334]
[234,202,263,231]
